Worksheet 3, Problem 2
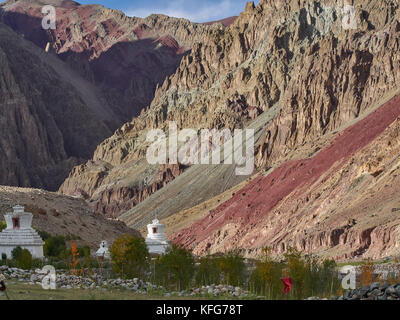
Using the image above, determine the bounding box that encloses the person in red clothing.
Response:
[281,268,293,294]
[281,277,293,294]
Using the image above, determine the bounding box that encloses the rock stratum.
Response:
[1,0,223,122]
[170,0,400,260]
[0,0,223,189]
[0,21,113,190]
[59,0,400,260]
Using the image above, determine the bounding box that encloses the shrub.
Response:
[37,230,52,241]
[0,220,6,232]
[78,246,90,257]
[43,235,66,258]
[11,246,23,260]
[110,234,150,279]
[17,249,33,270]
[216,250,246,286]
[155,245,195,291]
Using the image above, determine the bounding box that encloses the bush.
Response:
[37,230,52,241]
[11,246,23,260]
[0,220,6,232]
[43,235,67,258]
[17,249,33,270]
[216,250,246,286]
[78,246,91,258]
[110,234,150,279]
[155,245,195,291]
[11,247,33,269]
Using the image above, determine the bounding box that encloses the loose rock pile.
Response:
[0,266,255,298]
[0,266,160,293]
[169,284,254,298]
[339,282,400,300]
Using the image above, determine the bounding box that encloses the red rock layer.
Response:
[174,93,400,259]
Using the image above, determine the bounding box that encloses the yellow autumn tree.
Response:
[359,259,378,287]
[110,234,149,279]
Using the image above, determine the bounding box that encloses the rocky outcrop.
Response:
[0,0,224,190]
[61,162,186,219]
[61,0,400,260]
[62,1,398,210]
[1,0,222,122]
[174,94,400,260]
[168,0,400,259]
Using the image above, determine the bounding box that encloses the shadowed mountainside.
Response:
[0,0,224,189]
[1,0,223,122]
[0,21,115,190]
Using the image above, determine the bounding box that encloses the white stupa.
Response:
[0,205,44,258]
[96,240,110,259]
[145,219,169,255]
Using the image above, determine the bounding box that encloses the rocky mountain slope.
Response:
[175,92,400,260]
[0,185,140,250]
[170,0,400,260]
[0,0,224,190]
[0,21,115,190]
[1,0,222,122]
[61,0,400,260]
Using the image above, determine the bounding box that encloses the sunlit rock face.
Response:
[0,205,44,258]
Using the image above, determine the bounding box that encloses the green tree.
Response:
[284,247,308,299]
[43,235,66,257]
[217,250,246,286]
[155,245,195,291]
[0,220,6,232]
[283,247,341,299]
[110,234,150,279]
[249,247,284,299]
[195,255,221,286]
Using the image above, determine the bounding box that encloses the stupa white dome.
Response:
[145,219,169,255]
[0,205,44,259]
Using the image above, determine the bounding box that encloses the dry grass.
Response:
[141,174,259,237]
[0,282,198,300]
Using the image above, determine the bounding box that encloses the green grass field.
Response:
[0,282,200,300]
